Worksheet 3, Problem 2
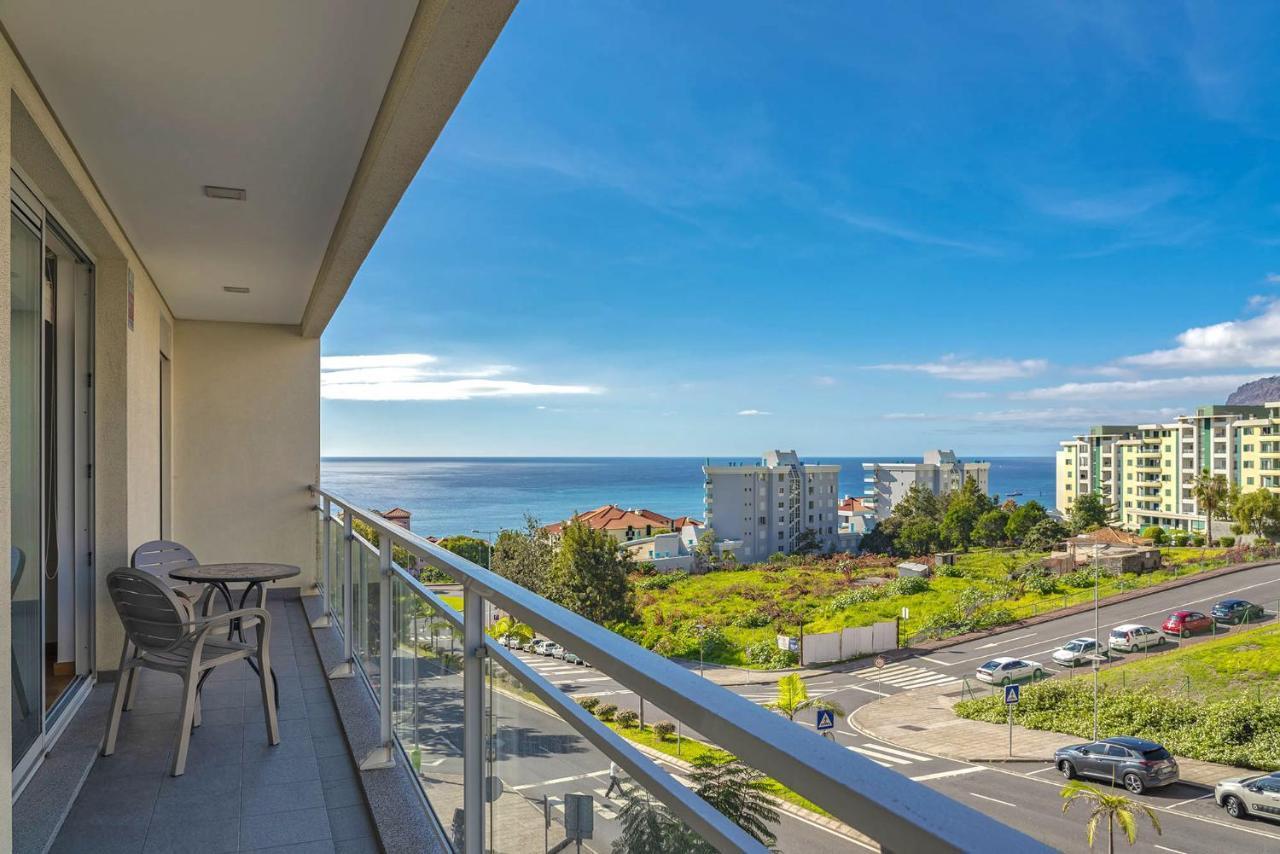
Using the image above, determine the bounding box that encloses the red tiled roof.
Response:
[380,507,412,519]
[671,516,703,529]
[545,504,683,535]
[839,497,868,513]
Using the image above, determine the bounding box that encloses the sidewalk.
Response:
[850,682,1245,788]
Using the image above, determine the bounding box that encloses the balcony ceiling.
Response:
[1,0,419,324]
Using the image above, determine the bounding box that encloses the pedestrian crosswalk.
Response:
[845,742,933,768]
[847,661,960,690]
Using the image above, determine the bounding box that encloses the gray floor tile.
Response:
[241,754,321,787]
[332,837,379,854]
[327,804,376,842]
[150,786,242,822]
[242,778,326,817]
[144,812,240,854]
[240,806,332,850]
[321,777,364,810]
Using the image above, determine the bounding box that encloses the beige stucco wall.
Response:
[171,320,319,586]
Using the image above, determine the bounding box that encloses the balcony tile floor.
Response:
[51,597,380,854]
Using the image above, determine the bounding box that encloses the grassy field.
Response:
[624,547,1229,667]
[1096,619,1280,701]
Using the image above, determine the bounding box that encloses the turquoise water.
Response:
[320,456,1055,539]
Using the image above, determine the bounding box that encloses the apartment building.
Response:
[1056,405,1272,533]
[862,450,990,521]
[702,450,841,561]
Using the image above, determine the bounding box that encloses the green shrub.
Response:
[578,697,600,713]
[1061,569,1096,589]
[1024,570,1059,595]
[635,571,686,591]
[744,640,798,669]
[935,562,966,578]
[652,721,676,741]
[733,609,773,629]
[1140,525,1168,545]
[1172,532,1191,547]
[888,575,931,596]
[1190,534,1206,546]
[1219,536,1236,547]
[616,709,639,728]
[596,704,618,722]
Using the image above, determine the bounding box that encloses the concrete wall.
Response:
[172,320,319,586]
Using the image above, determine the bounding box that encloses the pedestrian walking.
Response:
[605,760,624,798]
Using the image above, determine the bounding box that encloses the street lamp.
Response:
[694,622,707,677]
[471,529,499,568]
[1093,543,1101,741]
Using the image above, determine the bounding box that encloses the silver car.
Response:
[1217,772,1280,821]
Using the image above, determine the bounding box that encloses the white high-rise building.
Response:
[703,450,841,561]
[862,450,990,521]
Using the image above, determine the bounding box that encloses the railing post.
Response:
[463,584,485,854]
[312,497,333,629]
[329,508,356,680]
[360,530,396,770]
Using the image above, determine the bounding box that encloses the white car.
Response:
[975,657,1044,685]
[1052,638,1109,667]
[1108,624,1164,653]
[541,642,564,657]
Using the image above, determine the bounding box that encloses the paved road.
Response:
[507,561,1280,851]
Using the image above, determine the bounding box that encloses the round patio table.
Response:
[168,563,300,705]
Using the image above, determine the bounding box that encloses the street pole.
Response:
[695,622,706,678]
[1093,545,1100,741]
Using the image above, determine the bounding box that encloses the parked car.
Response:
[1108,624,1165,653]
[975,657,1044,685]
[529,639,550,655]
[1055,737,1179,794]
[1052,637,1109,666]
[562,651,584,666]
[1216,771,1280,821]
[541,642,564,657]
[551,644,568,660]
[1212,599,1265,625]
[1161,610,1213,638]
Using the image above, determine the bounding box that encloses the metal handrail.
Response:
[312,485,1048,854]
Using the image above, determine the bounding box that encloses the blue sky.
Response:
[322,1,1280,457]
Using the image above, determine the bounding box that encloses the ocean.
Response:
[320,456,1056,539]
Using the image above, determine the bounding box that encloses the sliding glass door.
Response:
[10,206,43,767]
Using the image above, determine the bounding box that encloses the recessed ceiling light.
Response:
[223,286,250,294]
[203,185,246,201]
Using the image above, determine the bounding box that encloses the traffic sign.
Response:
[874,654,887,669]
[1004,684,1020,705]
[564,793,594,841]
[815,709,835,731]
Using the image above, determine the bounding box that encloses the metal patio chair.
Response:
[101,566,279,776]
[130,540,215,611]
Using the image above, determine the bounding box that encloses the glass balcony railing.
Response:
[312,487,1045,854]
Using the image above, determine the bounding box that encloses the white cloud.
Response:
[1119,299,1280,370]
[321,354,598,402]
[826,209,1005,256]
[1266,273,1280,285]
[813,376,838,386]
[1028,178,1185,223]
[1013,374,1257,401]
[945,391,992,400]
[737,409,772,416]
[872,355,1048,382]
[882,406,1183,427]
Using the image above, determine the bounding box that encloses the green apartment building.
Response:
[1056,404,1280,533]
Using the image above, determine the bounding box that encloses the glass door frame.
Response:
[10,168,97,797]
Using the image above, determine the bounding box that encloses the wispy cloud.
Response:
[1119,299,1280,370]
[813,376,838,387]
[872,355,1048,382]
[825,208,1006,256]
[737,409,772,416]
[1266,273,1280,285]
[945,391,992,400]
[882,406,1183,427]
[1013,374,1256,401]
[1028,178,1185,223]
[321,354,599,402]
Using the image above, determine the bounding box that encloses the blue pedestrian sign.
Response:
[1004,684,1020,706]
[815,709,836,731]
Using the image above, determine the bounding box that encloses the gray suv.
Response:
[1054,736,1179,794]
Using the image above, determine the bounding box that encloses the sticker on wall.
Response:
[127,267,135,331]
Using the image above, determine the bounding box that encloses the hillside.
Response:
[1226,376,1280,405]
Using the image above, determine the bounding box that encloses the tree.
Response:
[940,494,981,551]
[490,515,553,596]
[1006,500,1048,544]
[695,530,720,571]
[1023,518,1068,553]
[690,753,781,849]
[793,528,821,556]
[1068,493,1111,533]
[974,509,1010,547]
[1139,525,1168,546]
[1061,780,1161,853]
[895,482,943,523]
[547,519,636,624]
[486,615,533,645]
[1231,487,1280,538]
[436,534,490,569]
[858,517,900,555]
[897,517,940,556]
[1193,469,1230,546]
[611,792,704,854]
[765,673,843,722]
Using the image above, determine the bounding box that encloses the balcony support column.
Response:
[463,584,485,854]
[328,511,355,680]
[360,531,396,770]
[312,498,333,629]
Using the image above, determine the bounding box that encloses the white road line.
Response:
[916,655,951,665]
[510,769,610,791]
[848,746,911,765]
[569,689,632,699]
[845,747,893,767]
[833,683,890,698]
[893,674,959,688]
[558,675,614,683]
[910,766,985,782]
[1154,845,1191,854]
[1166,793,1213,810]
[859,743,933,762]
[1026,766,1058,776]
[969,792,1016,808]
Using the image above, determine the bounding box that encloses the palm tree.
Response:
[1061,780,1161,853]
[611,791,706,853]
[690,753,780,848]
[1192,468,1230,547]
[766,673,844,722]
[486,615,534,645]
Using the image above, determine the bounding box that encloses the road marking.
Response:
[910,766,985,782]
[1026,766,1058,776]
[832,683,889,698]
[569,689,632,699]
[969,792,1016,808]
[844,747,893,767]
[1154,846,1191,854]
[858,743,933,762]
[557,675,613,684]
[847,746,911,765]
[1166,793,1213,810]
[916,655,951,665]
[510,769,610,791]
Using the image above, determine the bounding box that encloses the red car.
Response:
[1161,610,1212,638]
